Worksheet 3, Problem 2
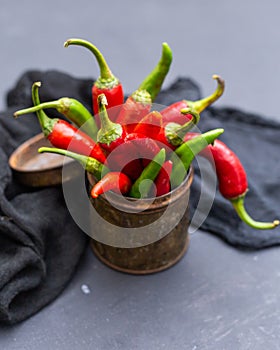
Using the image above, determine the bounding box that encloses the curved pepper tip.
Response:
[90,190,99,199]
[33,81,42,88]
[161,42,173,58]
[63,38,79,48]
[38,147,46,153]
[97,93,108,106]
[212,74,225,89]
[14,81,42,118]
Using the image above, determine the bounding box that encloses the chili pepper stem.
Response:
[31,82,57,136]
[131,89,152,104]
[187,75,225,113]
[14,97,98,140]
[64,38,117,86]
[38,147,109,179]
[180,108,200,125]
[165,108,201,146]
[38,146,88,167]
[230,195,279,230]
[14,101,61,117]
[97,94,122,145]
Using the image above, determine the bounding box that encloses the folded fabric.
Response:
[0,71,90,325]
[1,70,279,326]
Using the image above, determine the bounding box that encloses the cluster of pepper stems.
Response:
[14,38,279,230]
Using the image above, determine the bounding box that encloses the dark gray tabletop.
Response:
[1,1,280,349]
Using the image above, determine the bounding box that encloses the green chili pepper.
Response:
[38,147,109,180]
[138,42,173,101]
[170,128,224,188]
[116,43,172,132]
[129,148,166,198]
[14,97,98,140]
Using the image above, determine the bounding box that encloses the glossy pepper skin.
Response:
[14,97,98,140]
[64,38,124,121]
[116,42,173,132]
[184,133,280,230]
[133,111,163,139]
[125,132,161,166]
[106,132,161,179]
[133,108,200,151]
[161,75,225,125]
[38,147,109,180]
[16,82,107,164]
[90,172,132,198]
[154,160,173,197]
[116,90,152,133]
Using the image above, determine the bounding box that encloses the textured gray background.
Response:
[1,1,280,349]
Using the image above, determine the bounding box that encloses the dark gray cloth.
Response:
[0,70,279,325]
[0,71,90,325]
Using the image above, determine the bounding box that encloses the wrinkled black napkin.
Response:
[0,71,91,325]
[1,70,279,325]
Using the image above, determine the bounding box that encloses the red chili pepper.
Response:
[17,82,106,164]
[125,133,161,168]
[116,89,152,133]
[116,42,172,132]
[64,38,124,122]
[90,172,132,198]
[154,160,173,196]
[106,143,143,180]
[184,133,279,230]
[106,134,161,181]
[161,75,225,124]
[47,121,106,163]
[133,111,163,138]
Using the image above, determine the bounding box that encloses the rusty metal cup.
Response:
[87,167,193,275]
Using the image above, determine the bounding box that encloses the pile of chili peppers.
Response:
[14,38,279,231]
